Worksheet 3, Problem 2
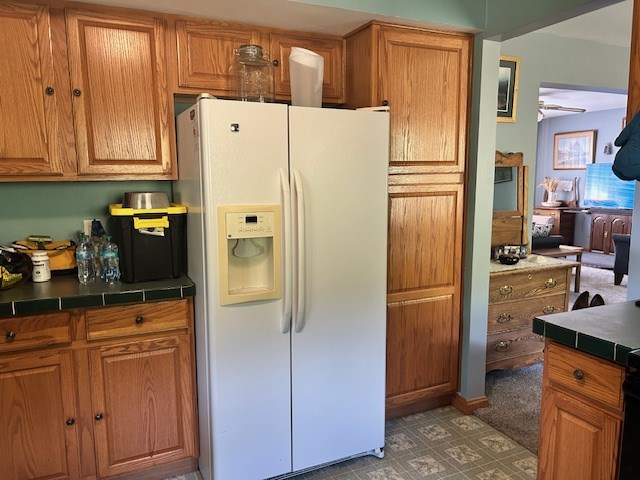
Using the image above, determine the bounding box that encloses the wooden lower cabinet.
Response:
[0,350,80,480]
[538,342,625,480]
[487,262,573,372]
[0,298,198,480]
[590,211,632,254]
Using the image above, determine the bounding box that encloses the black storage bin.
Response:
[109,203,187,283]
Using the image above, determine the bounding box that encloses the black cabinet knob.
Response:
[66,418,75,426]
[95,413,104,421]
[45,86,54,95]
[272,59,279,67]
[73,88,82,97]
[5,331,16,341]
[135,315,144,324]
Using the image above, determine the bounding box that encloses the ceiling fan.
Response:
[538,100,587,113]
[537,100,586,121]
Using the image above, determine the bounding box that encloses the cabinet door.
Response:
[609,214,631,253]
[378,26,471,173]
[270,31,344,103]
[173,18,263,93]
[89,334,197,478]
[65,8,174,178]
[590,214,608,252]
[385,182,463,413]
[538,387,621,480]
[0,350,80,480]
[0,2,71,178]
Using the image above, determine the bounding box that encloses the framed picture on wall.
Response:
[497,55,520,123]
[553,130,597,170]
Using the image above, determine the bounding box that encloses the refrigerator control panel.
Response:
[217,204,282,305]
[225,211,275,239]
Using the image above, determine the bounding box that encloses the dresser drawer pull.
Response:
[573,369,584,380]
[495,340,511,352]
[542,305,557,314]
[135,315,144,325]
[497,313,512,323]
[545,278,557,288]
[5,331,16,342]
[499,285,513,295]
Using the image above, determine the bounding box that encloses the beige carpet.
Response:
[475,264,630,456]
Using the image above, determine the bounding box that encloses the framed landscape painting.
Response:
[497,55,520,122]
[553,130,596,170]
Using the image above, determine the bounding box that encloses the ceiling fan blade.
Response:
[538,100,586,112]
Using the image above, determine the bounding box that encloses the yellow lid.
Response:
[109,203,187,216]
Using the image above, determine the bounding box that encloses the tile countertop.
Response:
[0,274,195,318]
[533,300,640,367]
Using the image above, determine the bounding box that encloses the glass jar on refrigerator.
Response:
[229,44,274,103]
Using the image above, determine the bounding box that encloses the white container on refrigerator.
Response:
[175,96,390,480]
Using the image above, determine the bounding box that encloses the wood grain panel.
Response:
[545,342,624,411]
[377,25,471,171]
[85,299,189,340]
[66,8,173,177]
[90,334,196,478]
[0,349,79,480]
[386,295,459,402]
[270,31,345,102]
[488,267,569,304]
[485,328,544,368]
[174,18,261,92]
[0,312,71,353]
[487,293,566,334]
[626,0,640,119]
[387,184,463,295]
[538,385,621,479]
[0,1,65,177]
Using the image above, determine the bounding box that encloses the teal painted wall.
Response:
[0,181,172,244]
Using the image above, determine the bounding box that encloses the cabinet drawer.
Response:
[486,328,544,366]
[488,293,566,334]
[489,268,568,304]
[0,312,71,354]
[86,299,189,341]
[546,342,625,411]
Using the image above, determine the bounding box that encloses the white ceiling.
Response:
[536,0,632,118]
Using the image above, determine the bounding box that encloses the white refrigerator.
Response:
[175,96,389,480]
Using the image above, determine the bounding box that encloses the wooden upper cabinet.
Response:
[0,1,72,178]
[65,7,174,178]
[173,18,263,93]
[169,18,345,103]
[346,23,472,174]
[269,31,345,103]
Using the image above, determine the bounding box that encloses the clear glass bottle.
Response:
[76,233,96,285]
[229,44,274,103]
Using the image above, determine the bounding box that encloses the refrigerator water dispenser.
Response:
[217,205,281,305]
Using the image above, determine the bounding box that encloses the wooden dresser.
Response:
[487,256,576,372]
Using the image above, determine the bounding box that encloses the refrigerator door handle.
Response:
[280,168,292,334]
[292,169,307,333]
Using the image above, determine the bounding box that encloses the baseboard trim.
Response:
[451,394,488,414]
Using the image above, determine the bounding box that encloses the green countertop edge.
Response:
[533,300,640,367]
[0,275,195,317]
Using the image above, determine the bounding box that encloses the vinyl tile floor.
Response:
[164,406,537,480]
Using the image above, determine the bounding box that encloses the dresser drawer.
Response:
[489,268,569,304]
[86,299,189,341]
[546,342,624,411]
[486,328,544,366]
[488,293,567,334]
[0,312,71,354]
